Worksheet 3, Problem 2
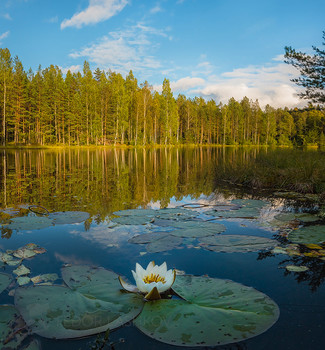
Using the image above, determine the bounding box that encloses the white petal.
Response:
[156,281,167,293]
[146,261,155,273]
[135,263,145,279]
[160,262,167,275]
[136,278,148,293]
[132,270,137,283]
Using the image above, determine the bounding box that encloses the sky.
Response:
[0,0,324,108]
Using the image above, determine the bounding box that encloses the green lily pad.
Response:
[17,276,31,286]
[128,232,169,244]
[8,216,52,231]
[134,275,279,347]
[155,208,198,221]
[48,211,90,225]
[274,212,319,223]
[0,273,12,294]
[231,199,269,208]
[13,264,31,276]
[206,207,261,218]
[31,273,59,284]
[112,215,152,225]
[15,266,144,339]
[0,305,28,349]
[170,222,226,238]
[288,225,325,245]
[199,235,277,253]
[113,209,157,217]
[146,235,183,253]
[285,265,309,272]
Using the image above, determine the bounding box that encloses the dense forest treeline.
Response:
[0,48,325,147]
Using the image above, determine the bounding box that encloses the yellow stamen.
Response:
[143,273,166,284]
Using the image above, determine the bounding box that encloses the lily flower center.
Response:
[143,273,166,284]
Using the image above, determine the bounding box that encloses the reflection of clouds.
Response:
[55,252,95,266]
[69,224,152,248]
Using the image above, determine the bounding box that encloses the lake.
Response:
[0,147,324,350]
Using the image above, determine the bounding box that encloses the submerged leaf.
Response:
[134,275,279,347]
[13,264,31,276]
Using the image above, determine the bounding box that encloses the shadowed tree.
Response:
[285,31,325,106]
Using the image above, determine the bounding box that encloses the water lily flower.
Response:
[119,261,176,300]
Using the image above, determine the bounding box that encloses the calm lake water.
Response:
[0,147,324,350]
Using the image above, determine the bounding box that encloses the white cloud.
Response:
[61,0,128,29]
[69,23,167,74]
[154,60,305,109]
[59,65,81,74]
[154,77,205,93]
[2,13,12,20]
[47,15,58,23]
[150,5,162,14]
[0,31,10,44]
[195,63,304,108]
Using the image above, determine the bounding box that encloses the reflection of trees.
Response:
[0,147,257,218]
[258,249,325,292]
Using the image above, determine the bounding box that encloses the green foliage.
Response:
[1,48,324,146]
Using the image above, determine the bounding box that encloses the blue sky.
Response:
[1,0,324,108]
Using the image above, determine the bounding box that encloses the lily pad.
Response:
[112,215,152,226]
[8,216,52,231]
[134,275,279,347]
[288,225,325,245]
[31,273,59,284]
[17,276,31,286]
[231,199,269,208]
[128,232,169,244]
[285,265,309,272]
[15,265,144,339]
[0,273,12,294]
[274,212,319,223]
[170,222,226,238]
[13,264,31,276]
[13,247,37,259]
[206,207,260,219]
[146,235,183,253]
[199,235,277,253]
[113,209,157,217]
[48,211,90,225]
[154,208,198,221]
[0,305,28,349]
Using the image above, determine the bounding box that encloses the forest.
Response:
[0,47,325,147]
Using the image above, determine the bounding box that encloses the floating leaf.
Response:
[146,235,183,253]
[112,215,152,225]
[17,276,31,286]
[285,265,309,272]
[48,211,90,225]
[170,222,226,238]
[206,207,260,218]
[134,275,279,347]
[113,209,157,217]
[13,248,37,259]
[15,266,144,339]
[155,208,198,221]
[128,232,169,244]
[13,264,31,276]
[199,235,277,253]
[274,212,319,223]
[0,305,28,349]
[8,216,52,231]
[0,273,12,294]
[232,199,269,208]
[288,225,325,245]
[31,273,59,284]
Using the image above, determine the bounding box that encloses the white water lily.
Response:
[119,261,176,300]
